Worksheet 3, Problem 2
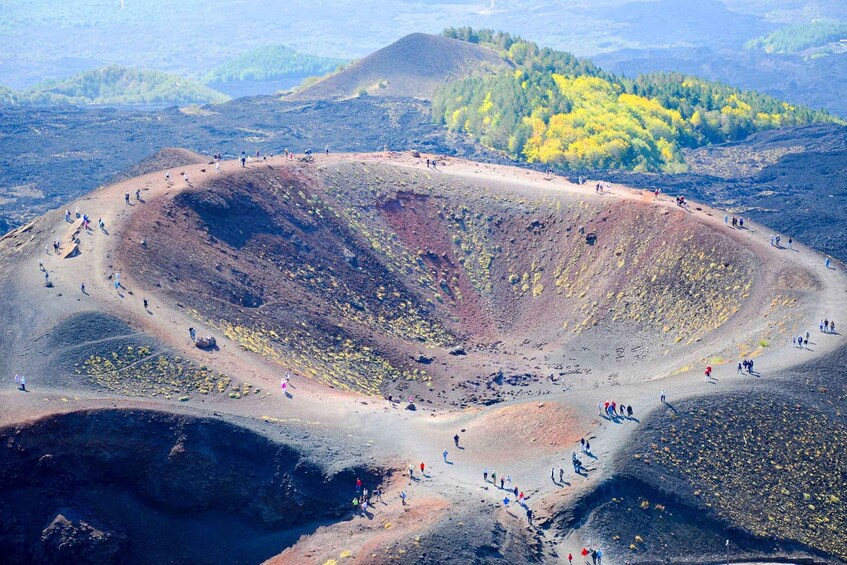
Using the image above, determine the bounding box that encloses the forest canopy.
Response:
[0,66,229,106]
[204,45,347,83]
[435,28,840,172]
[745,21,847,54]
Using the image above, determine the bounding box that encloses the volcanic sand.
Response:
[1,151,845,563]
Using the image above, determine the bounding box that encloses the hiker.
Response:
[788,237,793,250]
[513,486,518,498]
[20,376,26,391]
[491,470,497,485]
[551,467,555,481]
[355,477,362,493]
[597,548,603,564]
[597,400,603,416]
[748,359,754,373]
[443,449,448,463]
[732,217,737,227]
[559,468,565,483]
[14,375,20,389]
[241,156,246,167]
[361,499,369,514]
[832,321,836,333]
[526,508,533,524]
[506,475,512,487]
[483,467,488,482]
[502,496,510,506]
[660,389,666,403]
[826,257,831,269]
[723,215,728,224]
[184,173,189,184]
[215,161,221,173]
[500,476,505,489]
[80,282,85,293]
[165,171,171,182]
[99,218,105,230]
[627,405,633,418]
[409,465,414,479]
[739,218,744,228]
[400,491,407,505]
[820,320,825,332]
[44,271,49,284]
[325,145,330,155]
[124,193,130,204]
[143,298,149,309]
[135,189,141,201]
[374,488,383,502]
[568,553,573,564]
[189,327,196,341]
[420,462,425,475]
[737,361,743,373]
[65,210,71,222]
[585,441,590,453]
[352,497,359,513]
[580,438,586,452]
[454,433,460,447]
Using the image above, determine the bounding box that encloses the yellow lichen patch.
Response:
[212,320,428,395]
[76,345,233,398]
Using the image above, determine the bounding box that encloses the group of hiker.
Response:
[485,467,533,522]
[597,400,634,420]
[737,359,755,374]
[352,476,385,516]
[769,233,792,249]
[570,546,603,564]
[13,375,27,391]
[820,319,837,334]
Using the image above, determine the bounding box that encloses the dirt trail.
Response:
[3,150,846,563]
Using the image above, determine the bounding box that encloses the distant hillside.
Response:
[289,33,509,100]
[204,45,347,84]
[1,66,229,107]
[746,21,847,54]
[433,28,840,173]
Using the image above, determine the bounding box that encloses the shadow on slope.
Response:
[0,409,385,565]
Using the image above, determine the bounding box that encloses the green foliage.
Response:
[1,65,229,106]
[434,29,839,172]
[204,45,347,83]
[746,21,847,54]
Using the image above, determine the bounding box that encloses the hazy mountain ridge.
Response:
[0,66,229,107]
[204,45,347,84]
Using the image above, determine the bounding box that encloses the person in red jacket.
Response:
[420,462,425,475]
